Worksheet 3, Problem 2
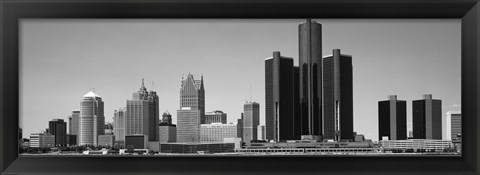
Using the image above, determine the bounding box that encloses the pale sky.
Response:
[20,19,461,141]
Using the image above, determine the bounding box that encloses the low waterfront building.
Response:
[200,122,237,143]
[98,135,115,147]
[380,139,453,150]
[159,142,235,153]
[29,132,55,148]
[125,135,148,149]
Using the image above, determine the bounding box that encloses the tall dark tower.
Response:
[322,49,354,141]
[265,51,295,141]
[378,95,407,140]
[413,94,442,139]
[48,119,67,146]
[298,19,322,137]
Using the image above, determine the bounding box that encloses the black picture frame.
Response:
[1,0,479,174]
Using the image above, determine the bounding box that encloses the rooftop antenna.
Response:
[152,81,155,90]
[90,88,95,92]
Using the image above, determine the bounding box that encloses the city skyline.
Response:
[20,19,461,141]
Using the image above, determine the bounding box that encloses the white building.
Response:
[79,91,105,146]
[200,123,237,143]
[380,139,453,150]
[446,111,461,140]
[29,132,55,148]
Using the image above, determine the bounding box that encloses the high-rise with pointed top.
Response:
[126,79,160,142]
[177,73,205,143]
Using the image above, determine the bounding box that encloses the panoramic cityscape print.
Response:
[19,19,461,156]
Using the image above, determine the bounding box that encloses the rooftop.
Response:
[83,91,101,98]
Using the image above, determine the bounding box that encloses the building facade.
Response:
[380,139,452,150]
[29,132,55,148]
[204,110,227,124]
[79,91,105,146]
[177,108,201,143]
[126,79,160,142]
[68,110,80,136]
[265,51,296,142]
[125,135,148,149]
[66,134,77,146]
[98,135,115,147]
[159,123,177,143]
[257,125,266,140]
[180,73,205,123]
[243,102,260,143]
[104,122,114,135]
[298,19,323,137]
[113,108,126,142]
[200,123,237,143]
[378,95,407,140]
[446,111,461,140]
[322,49,354,141]
[48,118,67,146]
[413,94,442,139]
[237,114,243,141]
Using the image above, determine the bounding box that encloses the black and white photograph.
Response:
[18,19,461,156]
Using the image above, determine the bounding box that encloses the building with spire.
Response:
[126,79,160,142]
[298,19,323,138]
[79,91,105,146]
[179,73,205,122]
[177,73,205,143]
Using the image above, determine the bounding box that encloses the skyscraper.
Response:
[293,66,301,139]
[413,94,442,139]
[378,95,407,140]
[177,73,205,143]
[48,119,67,146]
[322,49,354,141]
[79,91,105,146]
[126,79,160,142]
[113,108,126,143]
[446,111,461,140]
[180,73,205,123]
[265,51,296,141]
[298,19,322,137]
[177,107,201,143]
[243,101,260,143]
[68,110,80,136]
